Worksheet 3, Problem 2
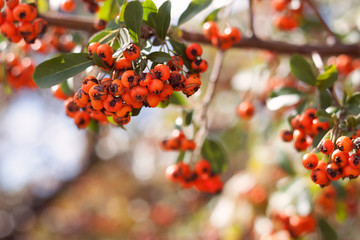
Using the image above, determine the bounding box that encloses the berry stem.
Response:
[303,0,340,45]
[248,0,257,39]
[192,50,225,161]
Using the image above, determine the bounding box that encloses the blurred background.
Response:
[1,0,360,239]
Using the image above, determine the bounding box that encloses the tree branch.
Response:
[39,13,360,57]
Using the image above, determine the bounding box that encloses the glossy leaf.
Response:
[178,0,212,25]
[147,52,172,63]
[33,53,93,88]
[124,1,143,43]
[92,52,109,69]
[154,1,171,40]
[89,30,117,44]
[97,0,119,22]
[320,90,333,109]
[201,137,228,174]
[317,65,338,91]
[290,55,316,86]
[142,0,157,21]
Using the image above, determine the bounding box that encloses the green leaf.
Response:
[316,65,338,91]
[320,90,333,109]
[169,91,188,106]
[201,137,228,174]
[345,93,360,114]
[147,52,172,63]
[157,99,170,108]
[142,0,157,21]
[131,107,142,116]
[290,55,317,86]
[60,80,72,96]
[124,1,143,43]
[92,52,109,69]
[269,87,304,98]
[88,119,100,134]
[113,28,131,57]
[183,110,193,126]
[89,29,117,44]
[118,2,127,22]
[154,1,171,41]
[178,0,212,25]
[97,0,119,22]
[318,218,338,240]
[202,7,221,24]
[117,0,124,6]
[316,109,331,119]
[33,53,93,88]
[107,116,117,125]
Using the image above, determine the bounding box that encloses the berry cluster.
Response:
[81,0,101,14]
[202,21,242,50]
[0,0,47,43]
[1,52,36,89]
[165,160,223,194]
[61,41,207,128]
[303,134,360,187]
[280,108,330,151]
[160,131,196,151]
[272,0,303,31]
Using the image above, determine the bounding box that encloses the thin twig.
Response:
[248,0,257,38]
[303,0,340,44]
[192,51,225,160]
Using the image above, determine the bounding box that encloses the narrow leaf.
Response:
[33,53,93,88]
[92,52,109,69]
[201,137,228,174]
[290,55,317,86]
[131,107,142,116]
[89,30,117,44]
[147,52,172,63]
[178,0,212,25]
[124,1,143,43]
[203,7,221,24]
[155,1,171,40]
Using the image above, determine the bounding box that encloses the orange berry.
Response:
[151,64,170,81]
[202,21,218,40]
[336,136,353,153]
[123,43,140,61]
[60,0,76,12]
[185,43,202,60]
[319,139,334,155]
[237,101,255,120]
[121,70,138,88]
[224,26,242,44]
[96,44,113,61]
[74,111,90,129]
[302,153,318,170]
